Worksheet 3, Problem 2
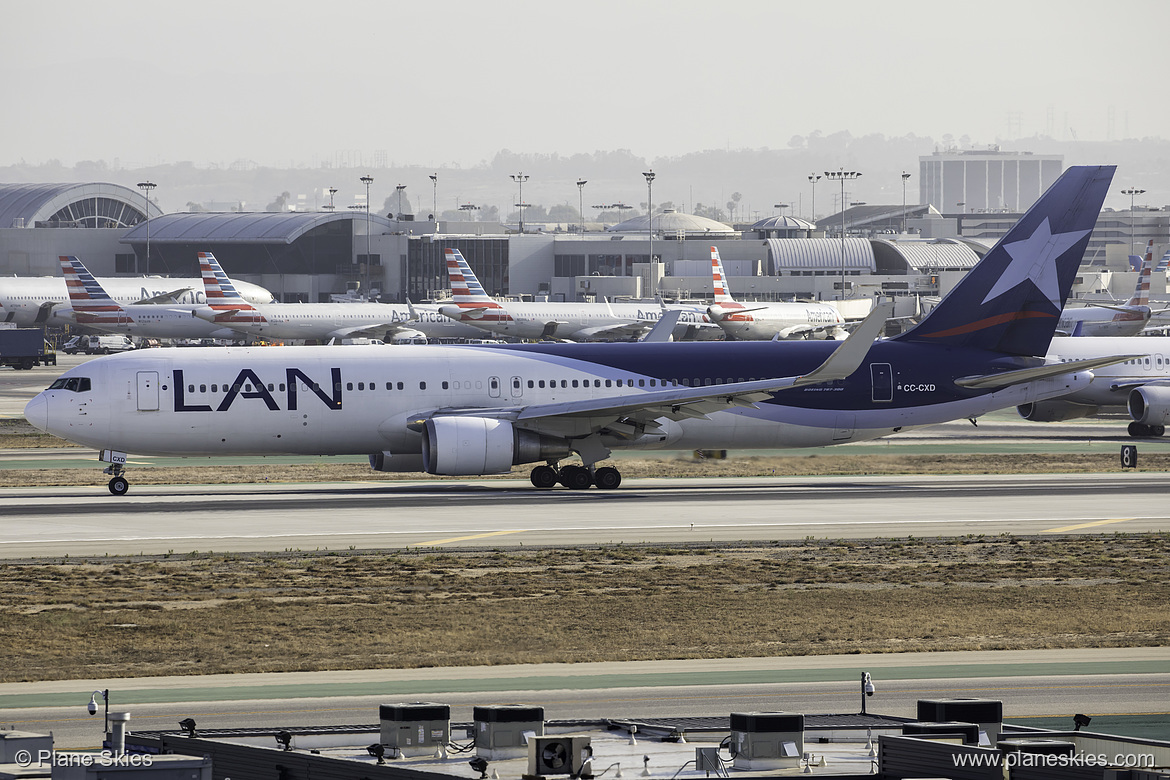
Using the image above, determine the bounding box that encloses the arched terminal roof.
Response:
[0,182,161,229]
[608,209,736,236]
[121,211,397,245]
[765,238,875,274]
[751,215,815,230]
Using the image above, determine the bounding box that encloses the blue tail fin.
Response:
[895,165,1114,356]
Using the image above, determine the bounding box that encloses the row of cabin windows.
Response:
[186,375,768,395]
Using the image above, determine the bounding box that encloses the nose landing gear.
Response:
[104,463,129,496]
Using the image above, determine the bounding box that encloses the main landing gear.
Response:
[1128,422,1165,438]
[529,462,622,490]
[104,463,129,496]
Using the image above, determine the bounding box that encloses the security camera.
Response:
[862,672,875,696]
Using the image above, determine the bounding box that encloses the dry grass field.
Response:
[1,536,1166,683]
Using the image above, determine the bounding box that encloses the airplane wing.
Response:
[570,321,656,341]
[132,287,195,305]
[324,322,426,341]
[954,354,1142,389]
[418,302,893,438]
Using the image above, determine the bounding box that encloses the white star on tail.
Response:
[981,218,1093,308]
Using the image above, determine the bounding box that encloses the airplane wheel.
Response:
[594,466,622,490]
[1128,422,1142,437]
[1155,426,1166,437]
[108,476,129,496]
[560,466,592,490]
[530,465,558,489]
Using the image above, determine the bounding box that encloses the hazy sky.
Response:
[2,0,1166,169]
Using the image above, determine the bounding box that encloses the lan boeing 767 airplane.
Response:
[26,166,1129,495]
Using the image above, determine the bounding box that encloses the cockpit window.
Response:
[48,377,91,392]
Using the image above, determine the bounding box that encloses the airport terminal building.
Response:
[1,179,1167,320]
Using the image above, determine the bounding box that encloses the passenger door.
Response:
[136,371,159,411]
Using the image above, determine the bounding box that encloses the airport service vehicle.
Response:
[25,166,1128,495]
[1055,241,1167,336]
[705,247,846,340]
[0,272,273,328]
[437,249,716,341]
[193,252,486,343]
[0,328,55,369]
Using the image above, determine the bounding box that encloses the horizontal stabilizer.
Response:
[954,354,1140,389]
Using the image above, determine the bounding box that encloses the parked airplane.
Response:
[436,248,717,341]
[192,252,486,343]
[58,256,246,341]
[705,247,846,340]
[1056,241,1167,336]
[0,270,272,327]
[26,166,1128,495]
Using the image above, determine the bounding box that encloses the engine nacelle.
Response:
[421,417,571,476]
[1128,385,1170,425]
[1016,400,1098,423]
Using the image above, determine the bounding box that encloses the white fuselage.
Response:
[1056,306,1149,337]
[0,276,273,327]
[208,302,487,342]
[709,302,846,340]
[25,344,1093,464]
[1043,336,1170,409]
[438,301,717,341]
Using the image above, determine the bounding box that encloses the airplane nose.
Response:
[24,393,48,433]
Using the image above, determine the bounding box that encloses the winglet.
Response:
[794,301,892,387]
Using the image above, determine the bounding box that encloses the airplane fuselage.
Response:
[1056,306,1149,337]
[438,301,715,341]
[26,341,1093,461]
[0,276,273,327]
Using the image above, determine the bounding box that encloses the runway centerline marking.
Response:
[1043,518,1131,533]
[410,529,525,547]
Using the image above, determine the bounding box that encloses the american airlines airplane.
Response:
[58,256,246,341]
[437,249,717,341]
[193,252,486,343]
[0,270,272,328]
[26,166,1127,495]
[1055,241,1166,336]
[705,246,846,340]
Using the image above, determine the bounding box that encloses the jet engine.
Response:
[421,417,571,476]
[1128,385,1170,425]
[1016,400,1098,422]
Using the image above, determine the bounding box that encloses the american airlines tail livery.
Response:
[0,270,273,328]
[705,246,846,340]
[26,166,1128,495]
[58,256,245,341]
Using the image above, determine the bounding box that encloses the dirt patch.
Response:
[1,536,1166,682]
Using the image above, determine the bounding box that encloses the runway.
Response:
[1,472,1169,557]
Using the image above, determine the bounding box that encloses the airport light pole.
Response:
[824,169,861,300]
[643,169,655,284]
[577,179,587,236]
[901,171,911,234]
[325,187,337,212]
[1122,187,1145,253]
[510,173,529,233]
[136,180,156,274]
[395,184,406,220]
[429,173,437,222]
[808,173,821,224]
[360,175,373,299]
